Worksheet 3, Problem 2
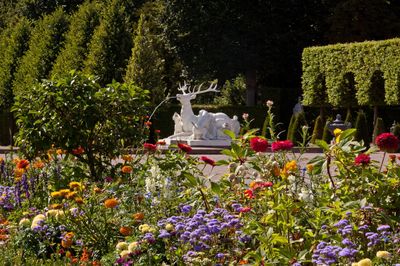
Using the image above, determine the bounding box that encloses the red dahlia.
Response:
[178,143,192,153]
[200,156,216,166]
[354,153,371,166]
[271,140,294,152]
[249,137,268,152]
[375,133,400,153]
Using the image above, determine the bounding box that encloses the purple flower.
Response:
[377,225,390,231]
[181,205,192,213]
[334,219,349,228]
[215,253,225,259]
[158,230,171,238]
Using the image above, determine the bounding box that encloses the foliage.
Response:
[12,8,69,98]
[0,17,31,110]
[287,112,308,145]
[214,74,246,106]
[51,1,101,78]
[302,38,400,107]
[83,0,134,86]
[311,115,325,144]
[372,117,385,143]
[322,119,332,143]
[15,0,84,20]
[13,71,149,179]
[354,110,369,145]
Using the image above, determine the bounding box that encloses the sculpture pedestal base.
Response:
[163,135,231,147]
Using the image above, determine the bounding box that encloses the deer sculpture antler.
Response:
[178,82,219,95]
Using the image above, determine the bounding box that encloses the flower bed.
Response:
[0,130,399,265]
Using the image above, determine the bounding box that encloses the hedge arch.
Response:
[302,38,400,107]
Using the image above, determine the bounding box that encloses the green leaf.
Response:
[223,129,235,140]
[210,182,221,194]
[315,139,330,151]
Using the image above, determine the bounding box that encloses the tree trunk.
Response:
[373,105,378,128]
[245,69,257,106]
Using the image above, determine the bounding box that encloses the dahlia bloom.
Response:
[271,140,294,152]
[143,143,157,151]
[354,153,371,166]
[249,137,268,152]
[104,198,119,208]
[375,133,399,153]
[200,156,216,166]
[178,143,192,153]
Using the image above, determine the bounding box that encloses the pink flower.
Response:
[271,140,294,152]
[375,133,399,153]
[178,143,192,153]
[143,143,157,151]
[253,181,273,190]
[354,153,371,166]
[239,207,251,213]
[249,137,268,152]
[200,156,216,166]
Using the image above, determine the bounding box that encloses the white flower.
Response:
[266,100,273,108]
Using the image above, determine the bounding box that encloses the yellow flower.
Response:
[306,164,314,173]
[59,189,71,197]
[351,263,358,266]
[376,250,391,259]
[120,250,130,258]
[69,181,84,190]
[282,160,297,177]
[138,224,151,233]
[165,223,174,231]
[122,155,133,162]
[14,168,25,180]
[33,160,45,169]
[357,258,372,266]
[116,242,129,251]
[51,191,63,198]
[19,218,30,228]
[334,128,343,143]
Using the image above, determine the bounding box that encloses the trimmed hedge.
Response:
[302,38,400,107]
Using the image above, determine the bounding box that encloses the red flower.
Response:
[271,140,294,152]
[244,189,254,199]
[17,159,29,169]
[253,181,273,190]
[389,154,396,162]
[178,143,192,153]
[249,137,268,152]
[200,156,216,166]
[155,129,161,134]
[375,133,400,153]
[239,207,252,213]
[354,153,371,166]
[143,143,157,151]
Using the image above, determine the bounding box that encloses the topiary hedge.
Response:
[302,38,400,107]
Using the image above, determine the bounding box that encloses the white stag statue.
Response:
[172,82,240,141]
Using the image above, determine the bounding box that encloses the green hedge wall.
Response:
[302,38,400,107]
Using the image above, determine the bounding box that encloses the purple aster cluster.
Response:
[157,207,249,263]
[312,241,342,265]
[0,186,16,210]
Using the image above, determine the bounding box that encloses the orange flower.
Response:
[133,212,144,220]
[59,189,71,197]
[272,164,280,176]
[66,191,78,199]
[144,121,152,127]
[33,160,45,169]
[121,165,133,174]
[119,226,133,236]
[244,189,254,199]
[17,159,29,169]
[122,155,133,162]
[80,248,90,262]
[0,234,9,241]
[14,168,25,180]
[49,203,62,209]
[306,164,314,173]
[72,146,84,155]
[94,187,102,194]
[61,232,74,248]
[104,198,119,208]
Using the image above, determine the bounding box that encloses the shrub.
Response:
[214,74,246,106]
[372,117,385,143]
[322,119,332,143]
[311,115,325,144]
[287,112,307,145]
[354,110,369,145]
[13,71,149,180]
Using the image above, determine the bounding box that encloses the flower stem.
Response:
[379,152,386,172]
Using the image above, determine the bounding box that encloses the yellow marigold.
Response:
[69,181,84,190]
[138,224,151,233]
[282,160,297,177]
[49,203,62,209]
[33,160,45,169]
[14,168,25,179]
[74,197,84,204]
[128,242,138,252]
[376,250,391,259]
[51,191,63,198]
[116,242,128,251]
[0,157,3,163]
[122,155,133,162]
[121,165,133,174]
[104,198,119,208]
[334,128,343,143]
[66,191,78,199]
[61,232,74,248]
[59,189,70,197]
[56,149,64,155]
[120,250,130,258]
[249,181,257,189]
[357,258,372,266]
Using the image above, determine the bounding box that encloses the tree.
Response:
[15,0,84,20]
[51,1,101,78]
[12,8,69,98]
[83,0,135,85]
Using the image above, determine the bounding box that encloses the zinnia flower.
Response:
[133,212,144,220]
[271,140,293,152]
[376,251,391,259]
[354,153,371,166]
[61,232,74,248]
[249,137,268,152]
[33,160,44,169]
[375,133,400,153]
[239,207,252,213]
[119,226,133,236]
[104,198,119,208]
[122,155,133,162]
[143,143,157,151]
[244,189,254,199]
[178,143,192,153]
[71,146,84,155]
[200,156,216,166]
[121,165,133,173]
[17,159,29,169]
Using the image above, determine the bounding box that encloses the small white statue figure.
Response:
[172,112,183,135]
